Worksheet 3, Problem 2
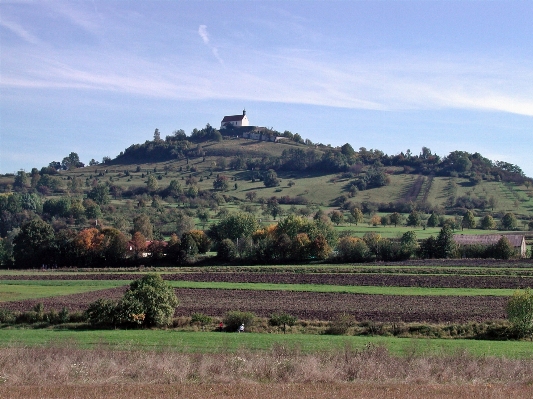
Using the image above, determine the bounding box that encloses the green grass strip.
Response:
[167,281,516,296]
[0,280,128,302]
[0,329,532,359]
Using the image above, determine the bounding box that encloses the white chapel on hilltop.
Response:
[220,109,249,129]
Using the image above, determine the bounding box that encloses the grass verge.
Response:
[1,329,532,358]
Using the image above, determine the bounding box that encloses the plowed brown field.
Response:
[1,286,507,323]
[2,271,532,289]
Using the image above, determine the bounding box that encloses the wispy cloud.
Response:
[0,18,41,45]
[198,25,209,44]
[198,24,224,65]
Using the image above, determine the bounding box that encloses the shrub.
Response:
[269,312,297,334]
[85,298,117,327]
[506,288,533,338]
[327,313,355,335]
[0,309,16,324]
[190,312,212,326]
[116,273,179,327]
[223,310,255,332]
[217,238,237,261]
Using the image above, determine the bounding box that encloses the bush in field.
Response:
[0,309,16,324]
[506,288,533,338]
[269,312,297,334]
[117,273,179,327]
[223,310,255,332]
[86,274,179,328]
[190,312,212,326]
[327,313,355,335]
[336,236,370,262]
[85,298,118,327]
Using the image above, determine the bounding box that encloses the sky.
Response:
[1,0,532,176]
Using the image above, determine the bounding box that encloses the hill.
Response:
[1,127,532,268]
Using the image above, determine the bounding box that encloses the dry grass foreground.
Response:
[1,344,533,398]
[3,383,533,399]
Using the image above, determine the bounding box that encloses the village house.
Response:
[453,234,527,258]
[220,109,249,129]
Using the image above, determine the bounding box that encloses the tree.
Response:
[363,232,382,257]
[245,191,257,202]
[406,211,421,227]
[480,214,496,230]
[209,212,259,241]
[506,288,533,338]
[418,235,437,259]
[492,236,515,259]
[13,219,55,268]
[501,213,517,230]
[336,236,369,262]
[269,312,297,334]
[263,169,280,188]
[350,207,364,226]
[167,180,182,196]
[74,228,105,265]
[100,227,128,264]
[370,214,381,227]
[265,198,283,220]
[146,175,158,191]
[427,213,439,228]
[340,143,355,157]
[61,152,83,170]
[83,199,102,220]
[462,210,476,230]
[183,230,211,254]
[88,184,110,205]
[389,212,403,227]
[133,214,153,240]
[213,174,229,191]
[116,274,179,327]
[436,225,456,258]
[217,238,237,261]
[488,196,498,211]
[400,231,418,259]
[153,128,161,142]
[13,171,28,189]
[197,209,210,228]
[129,231,147,259]
[329,210,344,226]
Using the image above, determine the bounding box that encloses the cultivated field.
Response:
[2,260,533,323]
[2,262,533,398]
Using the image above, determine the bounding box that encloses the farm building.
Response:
[453,234,527,258]
[220,109,249,129]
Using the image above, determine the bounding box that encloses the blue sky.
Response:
[1,1,532,176]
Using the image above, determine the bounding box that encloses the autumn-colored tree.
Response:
[73,228,106,265]
[370,214,381,227]
[130,232,147,259]
[309,234,331,260]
